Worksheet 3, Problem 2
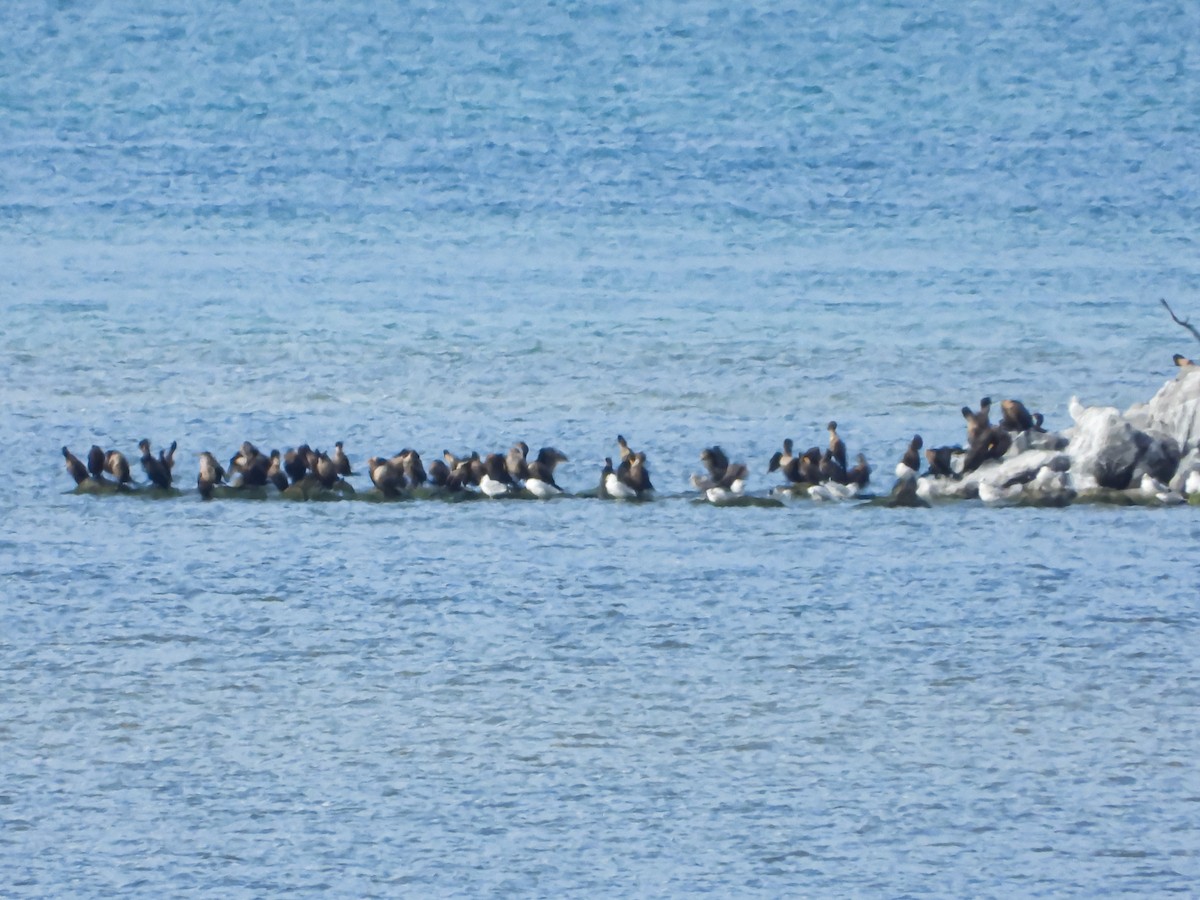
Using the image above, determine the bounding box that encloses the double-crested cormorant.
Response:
[284,445,310,484]
[62,446,89,485]
[197,451,226,499]
[368,457,406,497]
[105,450,132,485]
[87,445,107,481]
[139,439,174,489]
[846,453,871,487]
[332,441,352,477]
[962,397,992,445]
[266,450,288,491]
[505,442,529,483]
[999,399,1041,433]
[898,435,923,475]
[827,421,847,472]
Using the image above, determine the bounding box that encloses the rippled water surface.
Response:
[4,0,1200,895]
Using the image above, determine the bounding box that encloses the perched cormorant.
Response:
[963,426,1013,472]
[197,451,226,500]
[139,439,174,489]
[827,421,847,472]
[332,441,353,477]
[819,449,847,484]
[396,449,427,487]
[266,450,288,491]
[284,445,310,484]
[897,435,923,476]
[962,397,992,445]
[624,451,653,495]
[799,448,823,484]
[62,446,89,485]
[846,453,871,487]
[924,445,962,478]
[367,457,406,497]
[105,450,132,485]
[616,435,635,464]
[505,442,529,483]
[999,399,1039,433]
[87,445,107,481]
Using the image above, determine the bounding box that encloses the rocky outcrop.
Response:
[1125,366,1200,455]
[910,369,1200,505]
[1065,398,1180,491]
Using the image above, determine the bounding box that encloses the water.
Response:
[4,0,1200,895]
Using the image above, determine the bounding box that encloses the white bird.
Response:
[601,457,637,500]
[1185,469,1200,497]
[479,473,512,498]
[808,481,860,502]
[1140,473,1183,505]
[978,479,1023,506]
[1068,395,1086,423]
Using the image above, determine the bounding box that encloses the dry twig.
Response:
[1161,298,1200,345]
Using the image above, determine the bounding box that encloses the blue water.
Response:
[4,0,1200,895]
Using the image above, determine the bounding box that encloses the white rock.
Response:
[1125,367,1200,454]
[1065,400,1178,489]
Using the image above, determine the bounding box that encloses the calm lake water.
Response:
[3,0,1200,895]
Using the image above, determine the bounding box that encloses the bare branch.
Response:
[1161,298,1200,346]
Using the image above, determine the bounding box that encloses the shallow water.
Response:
[4,0,1200,895]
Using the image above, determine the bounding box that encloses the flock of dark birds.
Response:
[60,397,1053,504]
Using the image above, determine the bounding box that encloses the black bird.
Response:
[963,426,1013,472]
[899,435,923,474]
[827,421,847,472]
[332,441,353,477]
[139,439,174,489]
[396,449,427,487]
[307,448,339,489]
[924,446,962,478]
[694,446,747,493]
[505,442,530,483]
[367,457,406,497]
[428,458,460,490]
[999,399,1038,433]
[819,449,847,484]
[232,443,270,487]
[87,445,107,480]
[798,447,823,484]
[197,451,227,500]
[962,397,992,445]
[105,450,132,485]
[846,453,871,487]
[702,446,730,479]
[616,435,635,464]
[624,451,654,494]
[768,444,805,484]
[62,446,89,485]
[266,450,289,491]
[284,445,310,484]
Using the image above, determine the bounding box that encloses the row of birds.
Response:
[61,398,1048,502]
[63,436,630,500]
